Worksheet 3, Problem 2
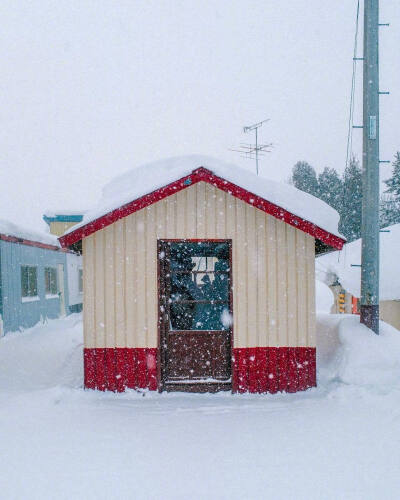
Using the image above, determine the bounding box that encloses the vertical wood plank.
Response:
[94,231,106,348]
[83,236,96,348]
[185,185,197,239]
[276,219,288,346]
[136,210,147,347]
[296,231,307,347]
[175,190,186,238]
[266,216,278,347]
[166,194,176,239]
[205,184,216,237]
[306,235,316,347]
[146,205,157,348]
[246,204,257,347]
[104,225,115,348]
[256,210,267,347]
[286,225,297,346]
[125,214,135,347]
[114,220,126,347]
[196,182,206,238]
[235,198,247,347]
[215,188,226,237]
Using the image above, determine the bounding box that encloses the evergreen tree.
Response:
[291,161,319,197]
[339,156,363,242]
[380,194,400,228]
[384,152,400,197]
[380,152,400,227]
[318,167,343,213]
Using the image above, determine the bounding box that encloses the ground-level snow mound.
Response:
[315,280,334,313]
[0,314,83,393]
[317,314,400,392]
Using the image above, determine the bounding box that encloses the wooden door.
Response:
[159,240,232,392]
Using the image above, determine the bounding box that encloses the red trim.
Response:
[266,348,277,393]
[0,233,65,252]
[83,348,158,392]
[233,347,316,393]
[60,167,345,250]
[84,346,316,394]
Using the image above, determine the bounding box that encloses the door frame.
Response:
[157,239,234,393]
[57,263,66,317]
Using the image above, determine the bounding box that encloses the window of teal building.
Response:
[21,266,38,300]
[45,267,58,296]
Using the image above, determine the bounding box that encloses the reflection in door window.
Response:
[168,242,230,331]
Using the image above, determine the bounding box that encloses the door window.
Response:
[167,242,231,331]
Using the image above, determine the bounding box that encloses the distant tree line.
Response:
[290,152,400,242]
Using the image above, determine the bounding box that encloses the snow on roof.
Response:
[63,155,343,242]
[0,219,59,247]
[316,223,400,301]
[43,210,86,218]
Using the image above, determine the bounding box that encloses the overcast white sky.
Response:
[1,0,399,232]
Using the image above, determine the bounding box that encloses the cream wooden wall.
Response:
[83,181,316,349]
[49,221,79,237]
[379,300,400,330]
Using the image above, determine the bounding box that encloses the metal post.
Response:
[360,0,380,333]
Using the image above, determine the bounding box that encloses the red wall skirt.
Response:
[83,346,316,393]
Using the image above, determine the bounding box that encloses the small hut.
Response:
[59,156,345,393]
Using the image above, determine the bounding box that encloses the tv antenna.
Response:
[230,119,272,175]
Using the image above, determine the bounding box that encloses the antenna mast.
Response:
[230,119,272,175]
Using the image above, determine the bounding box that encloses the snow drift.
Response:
[1,314,400,499]
[317,223,400,300]
[317,314,400,391]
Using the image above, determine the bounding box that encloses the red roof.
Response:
[59,167,345,250]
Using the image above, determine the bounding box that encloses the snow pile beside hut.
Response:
[317,314,400,391]
[0,314,399,499]
[316,223,400,300]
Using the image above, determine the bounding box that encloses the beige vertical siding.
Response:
[83,181,316,349]
[48,221,79,237]
[380,300,400,330]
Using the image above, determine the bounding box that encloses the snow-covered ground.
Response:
[1,315,400,500]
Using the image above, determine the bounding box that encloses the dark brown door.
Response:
[158,240,232,392]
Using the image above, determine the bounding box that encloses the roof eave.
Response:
[59,167,346,251]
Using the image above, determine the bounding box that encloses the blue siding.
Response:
[0,240,70,333]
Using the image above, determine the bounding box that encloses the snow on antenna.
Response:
[230,119,272,175]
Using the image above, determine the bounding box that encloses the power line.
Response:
[345,0,361,170]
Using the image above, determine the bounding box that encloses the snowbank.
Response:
[65,155,343,239]
[315,280,334,313]
[317,223,400,300]
[1,314,400,499]
[317,314,400,391]
[0,218,59,246]
[0,315,83,393]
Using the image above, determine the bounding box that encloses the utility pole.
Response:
[360,0,380,333]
